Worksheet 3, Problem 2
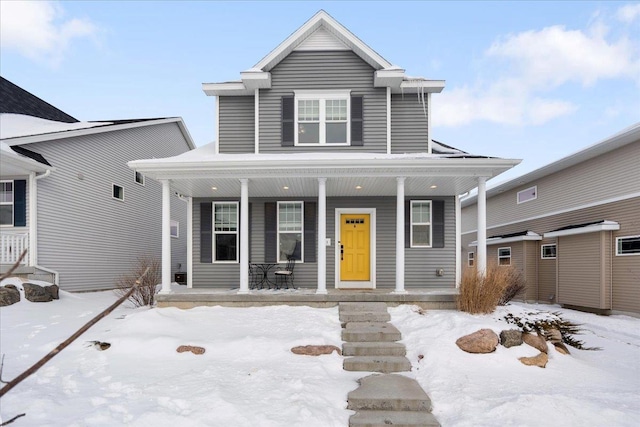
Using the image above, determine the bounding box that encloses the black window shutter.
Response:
[304,202,317,263]
[200,203,212,263]
[281,96,294,147]
[264,202,277,262]
[248,203,252,262]
[404,200,411,248]
[351,95,363,146]
[432,200,445,248]
[13,180,27,227]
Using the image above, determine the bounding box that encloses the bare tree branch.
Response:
[0,268,150,398]
[0,413,26,426]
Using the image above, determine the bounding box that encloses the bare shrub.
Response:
[115,256,161,307]
[458,263,527,314]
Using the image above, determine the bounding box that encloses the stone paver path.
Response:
[340,302,440,427]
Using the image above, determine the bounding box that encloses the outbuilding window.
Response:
[541,244,556,259]
[498,247,511,266]
[616,235,640,256]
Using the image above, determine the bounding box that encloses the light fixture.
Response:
[430,185,437,189]
[211,186,217,190]
[355,185,362,190]
[283,186,289,190]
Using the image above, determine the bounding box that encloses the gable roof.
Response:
[1,76,78,123]
[203,10,445,97]
[461,122,640,208]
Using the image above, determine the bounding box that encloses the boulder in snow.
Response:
[46,284,60,300]
[519,352,548,368]
[456,329,499,354]
[23,283,53,302]
[500,329,523,348]
[523,332,548,353]
[291,345,341,356]
[0,286,20,306]
[177,345,205,355]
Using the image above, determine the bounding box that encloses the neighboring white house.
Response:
[0,77,195,291]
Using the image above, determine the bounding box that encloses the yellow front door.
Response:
[340,214,370,281]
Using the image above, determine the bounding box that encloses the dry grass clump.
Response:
[457,263,526,314]
[115,256,161,307]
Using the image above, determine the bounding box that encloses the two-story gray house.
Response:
[129,11,520,301]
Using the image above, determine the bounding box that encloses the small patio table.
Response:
[249,262,278,289]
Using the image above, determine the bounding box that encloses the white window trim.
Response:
[468,251,474,267]
[277,201,304,263]
[170,219,179,238]
[498,247,511,266]
[541,243,556,259]
[112,184,124,201]
[517,185,537,204]
[294,89,351,146]
[616,235,640,256]
[0,180,14,227]
[134,171,145,186]
[410,200,432,248]
[540,243,558,259]
[212,201,239,263]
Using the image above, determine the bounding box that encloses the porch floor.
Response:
[157,285,458,309]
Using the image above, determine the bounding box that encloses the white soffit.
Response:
[544,221,620,238]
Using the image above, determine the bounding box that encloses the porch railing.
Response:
[0,233,29,265]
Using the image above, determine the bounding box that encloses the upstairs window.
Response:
[295,90,350,145]
[112,184,124,201]
[616,235,640,256]
[0,181,13,226]
[134,171,145,186]
[517,186,537,204]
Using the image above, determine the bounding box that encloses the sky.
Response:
[1,0,639,184]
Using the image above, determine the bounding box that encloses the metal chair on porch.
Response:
[274,257,295,289]
[249,263,265,289]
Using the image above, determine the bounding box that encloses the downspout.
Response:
[32,169,60,285]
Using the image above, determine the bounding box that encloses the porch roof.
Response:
[129,143,521,198]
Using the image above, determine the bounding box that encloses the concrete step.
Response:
[349,410,441,427]
[343,342,406,357]
[339,302,388,313]
[344,356,411,373]
[342,322,402,342]
[340,311,391,323]
[347,374,432,412]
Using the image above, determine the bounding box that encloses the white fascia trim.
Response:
[294,89,351,98]
[3,118,191,147]
[202,82,248,96]
[469,232,542,247]
[240,71,271,89]
[461,192,640,235]
[544,221,620,238]
[254,10,392,71]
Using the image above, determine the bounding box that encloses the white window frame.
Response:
[410,200,432,248]
[0,180,14,227]
[212,202,239,263]
[498,247,511,266]
[517,186,537,204]
[134,171,145,186]
[112,184,124,201]
[277,201,304,263]
[170,219,179,238]
[468,251,474,267]
[616,235,640,256]
[294,90,351,146]
[541,244,556,259]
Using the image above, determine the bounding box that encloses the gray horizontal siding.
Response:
[218,96,254,154]
[390,94,429,153]
[29,122,190,291]
[258,50,387,153]
[193,196,456,290]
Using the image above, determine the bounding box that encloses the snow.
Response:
[2,277,639,426]
[0,114,112,141]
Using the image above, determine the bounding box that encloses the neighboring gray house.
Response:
[129,11,520,296]
[0,77,195,291]
[461,123,640,315]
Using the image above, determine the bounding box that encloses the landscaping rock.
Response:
[23,283,53,302]
[4,284,18,291]
[291,345,341,356]
[553,342,571,355]
[546,328,570,355]
[523,332,548,353]
[456,329,499,354]
[519,352,548,368]
[500,329,523,348]
[176,345,205,355]
[46,285,60,300]
[0,286,20,306]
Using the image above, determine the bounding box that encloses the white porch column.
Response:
[477,177,488,276]
[394,177,406,294]
[316,178,327,294]
[186,196,193,288]
[160,179,172,294]
[238,179,250,294]
[455,194,461,288]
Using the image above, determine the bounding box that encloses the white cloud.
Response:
[0,1,98,67]
[433,16,639,128]
[617,3,640,23]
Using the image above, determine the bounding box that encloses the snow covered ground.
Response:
[1,278,639,426]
